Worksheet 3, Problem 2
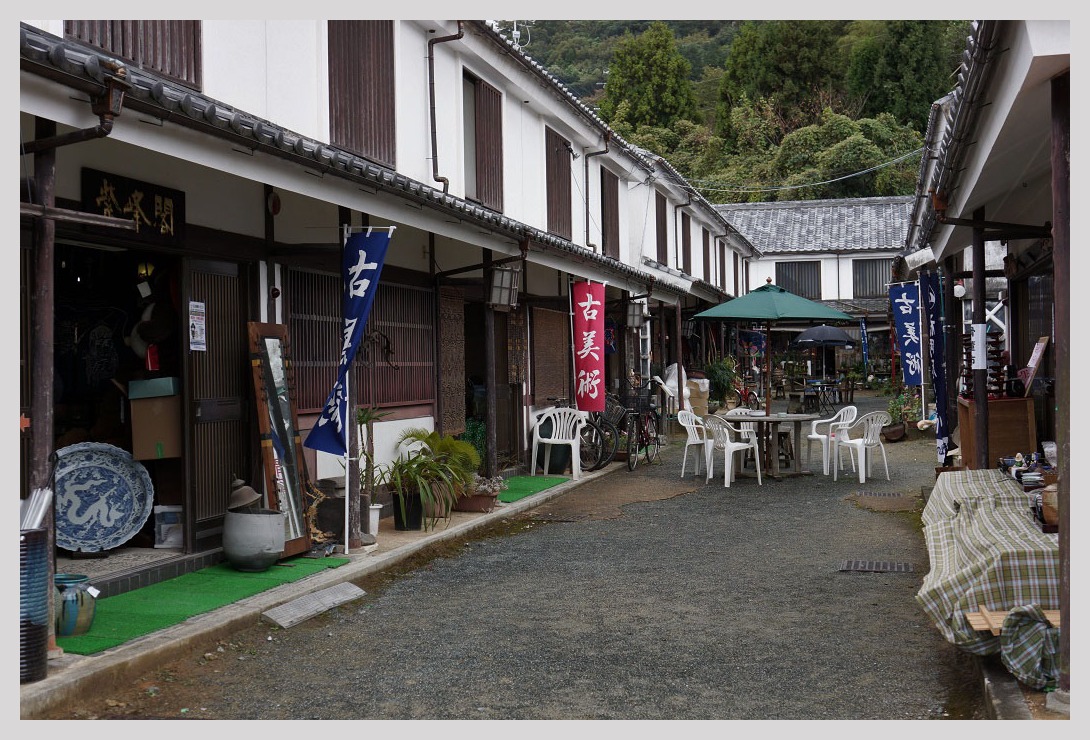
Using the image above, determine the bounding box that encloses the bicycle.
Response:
[730,377,762,410]
[620,381,661,471]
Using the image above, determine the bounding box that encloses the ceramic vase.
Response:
[54,573,96,637]
[222,509,286,572]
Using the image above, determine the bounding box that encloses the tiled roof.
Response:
[714,196,914,254]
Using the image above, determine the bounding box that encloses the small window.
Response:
[776,261,821,299]
[545,127,572,239]
[852,258,895,298]
[464,73,503,211]
[328,21,396,168]
[681,213,692,275]
[656,192,668,264]
[600,167,620,259]
[702,229,710,283]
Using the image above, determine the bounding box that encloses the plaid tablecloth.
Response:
[916,469,1060,655]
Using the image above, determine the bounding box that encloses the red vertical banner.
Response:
[571,281,606,412]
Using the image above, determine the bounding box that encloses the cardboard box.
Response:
[153,505,183,548]
[129,377,181,399]
[131,395,182,460]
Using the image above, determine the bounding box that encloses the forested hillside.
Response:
[490,20,970,203]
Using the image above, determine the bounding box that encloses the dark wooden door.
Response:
[185,259,251,552]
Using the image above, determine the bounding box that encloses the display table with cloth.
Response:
[916,469,1059,675]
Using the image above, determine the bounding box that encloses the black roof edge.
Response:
[19,22,683,298]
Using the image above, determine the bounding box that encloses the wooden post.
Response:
[484,252,498,478]
[942,257,960,429]
[674,302,683,411]
[1051,70,1070,694]
[30,117,58,652]
[971,207,989,470]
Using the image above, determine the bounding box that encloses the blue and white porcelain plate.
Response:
[53,443,155,552]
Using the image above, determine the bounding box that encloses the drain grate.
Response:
[838,560,915,572]
[856,491,912,498]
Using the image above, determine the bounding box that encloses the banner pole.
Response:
[342,223,350,553]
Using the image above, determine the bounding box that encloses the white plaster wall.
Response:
[396,22,438,186]
[203,21,325,142]
[315,416,435,481]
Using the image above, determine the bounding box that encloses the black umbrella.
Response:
[790,324,855,379]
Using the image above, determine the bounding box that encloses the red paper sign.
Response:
[571,281,605,412]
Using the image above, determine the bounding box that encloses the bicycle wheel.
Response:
[589,417,619,470]
[642,412,660,464]
[626,413,639,471]
[579,419,605,472]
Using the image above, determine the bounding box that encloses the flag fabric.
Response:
[860,317,869,370]
[571,281,605,412]
[304,230,393,455]
[921,272,950,463]
[890,282,923,387]
[738,329,766,357]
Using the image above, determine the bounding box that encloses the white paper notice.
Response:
[189,301,207,351]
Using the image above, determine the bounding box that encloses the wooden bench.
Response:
[965,604,1061,635]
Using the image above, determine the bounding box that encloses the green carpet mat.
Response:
[498,475,567,503]
[56,557,349,655]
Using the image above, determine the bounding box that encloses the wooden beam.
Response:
[20,202,138,231]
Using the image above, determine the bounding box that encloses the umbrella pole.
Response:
[766,322,772,416]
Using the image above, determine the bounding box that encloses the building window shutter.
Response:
[66,20,202,89]
[545,128,572,239]
[775,262,821,299]
[656,192,668,264]
[328,20,396,168]
[601,168,620,259]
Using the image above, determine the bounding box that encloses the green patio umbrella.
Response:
[694,279,853,415]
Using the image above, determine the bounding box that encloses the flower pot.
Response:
[881,422,907,442]
[222,508,286,572]
[392,492,423,531]
[367,503,383,535]
[453,491,499,513]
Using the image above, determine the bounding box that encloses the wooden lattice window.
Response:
[285,268,435,412]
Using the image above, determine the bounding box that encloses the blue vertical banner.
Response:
[859,317,869,371]
[921,272,950,463]
[304,229,393,455]
[890,282,923,386]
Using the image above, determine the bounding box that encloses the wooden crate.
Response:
[956,396,1036,469]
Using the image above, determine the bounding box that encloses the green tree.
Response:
[844,20,969,130]
[599,22,696,129]
[719,20,849,134]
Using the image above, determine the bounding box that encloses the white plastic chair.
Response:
[676,409,710,478]
[703,414,762,488]
[807,405,857,476]
[530,407,586,480]
[833,411,892,483]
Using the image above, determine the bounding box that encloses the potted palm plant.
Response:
[377,428,481,531]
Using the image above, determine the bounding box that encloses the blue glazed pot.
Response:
[54,573,96,637]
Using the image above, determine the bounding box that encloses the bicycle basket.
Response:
[621,383,657,413]
[604,394,628,427]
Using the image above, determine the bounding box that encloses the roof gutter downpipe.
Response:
[21,60,129,155]
[584,132,610,248]
[428,21,464,193]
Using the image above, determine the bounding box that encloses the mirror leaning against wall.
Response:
[247,322,312,558]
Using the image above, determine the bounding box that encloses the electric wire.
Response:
[680,147,924,196]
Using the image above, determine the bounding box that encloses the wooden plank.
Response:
[965,605,1061,635]
[261,582,366,629]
